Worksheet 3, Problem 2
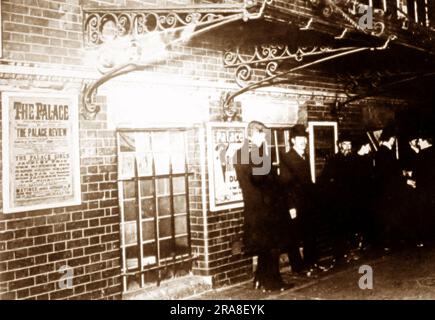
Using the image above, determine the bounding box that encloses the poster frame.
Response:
[308,121,338,183]
[206,122,246,212]
[2,91,81,213]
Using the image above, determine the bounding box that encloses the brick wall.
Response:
[0,94,122,300]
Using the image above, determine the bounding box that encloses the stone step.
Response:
[122,275,213,300]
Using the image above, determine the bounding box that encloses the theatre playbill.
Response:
[2,92,81,213]
[207,122,245,211]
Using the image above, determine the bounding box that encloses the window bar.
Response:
[184,131,193,264]
[168,150,177,277]
[116,132,128,293]
[151,146,162,286]
[134,155,145,288]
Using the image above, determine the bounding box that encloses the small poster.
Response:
[207,122,245,211]
[2,92,81,213]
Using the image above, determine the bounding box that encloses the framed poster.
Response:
[207,122,246,211]
[308,121,338,183]
[2,92,81,213]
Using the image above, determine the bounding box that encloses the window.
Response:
[117,129,193,292]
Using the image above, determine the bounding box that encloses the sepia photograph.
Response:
[1,0,435,310]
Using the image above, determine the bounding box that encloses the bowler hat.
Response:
[353,133,371,149]
[406,130,420,141]
[379,124,397,141]
[290,124,308,137]
[419,126,434,140]
[337,131,353,143]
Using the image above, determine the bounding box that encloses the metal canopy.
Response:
[81,0,435,119]
[81,0,272,119]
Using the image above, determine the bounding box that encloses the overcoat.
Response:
[279,149,314,213]
[234,140,290,255]
[415,146,435,238]
[373,145,403,236]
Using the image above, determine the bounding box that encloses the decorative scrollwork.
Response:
[85,10,232,47]
[235,65,253,87]
[220,91,239,122]
[322,5,334,18]
[224,45,357,87]
[81,83,101,120]
[83,0,275,47]
[265,61,279,76]
[371,21,385,37]
[338,69,413,97]
[82,1,274,118]
[307,0,387,36]
[224,45,339,67]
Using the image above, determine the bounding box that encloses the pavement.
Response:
[191,243,435,300]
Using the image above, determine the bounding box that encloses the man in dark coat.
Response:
[234,121,292,291]
[279,124,318,273]
[415,129,435,241]
[399,132,422,247]
[320,132,358,262]
[373,125,402,250]
[353,133,376,248]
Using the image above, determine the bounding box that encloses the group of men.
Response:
[234,120,435,292]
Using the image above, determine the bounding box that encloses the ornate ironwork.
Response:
[309,0,386,37]
[223,45,361,87]
[340,70,435,104]
[222,35,397,109]
[81,0,273,119]
[220,91,240,122]
[84,11,228,47]
[83,1,273,47]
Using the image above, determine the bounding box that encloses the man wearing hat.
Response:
[320,131,359,263]
[279,124,319,275]
[373,124,402,251]
[353,133,376,249]
[415,128,435,242]
[399,130,423,247]
[234,120,293,292]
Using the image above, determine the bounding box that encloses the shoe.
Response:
[253,275,264,290]
[304,266,317,277]
[349,252,360,261]
[317,264,332,272]
[262,281,294,292]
